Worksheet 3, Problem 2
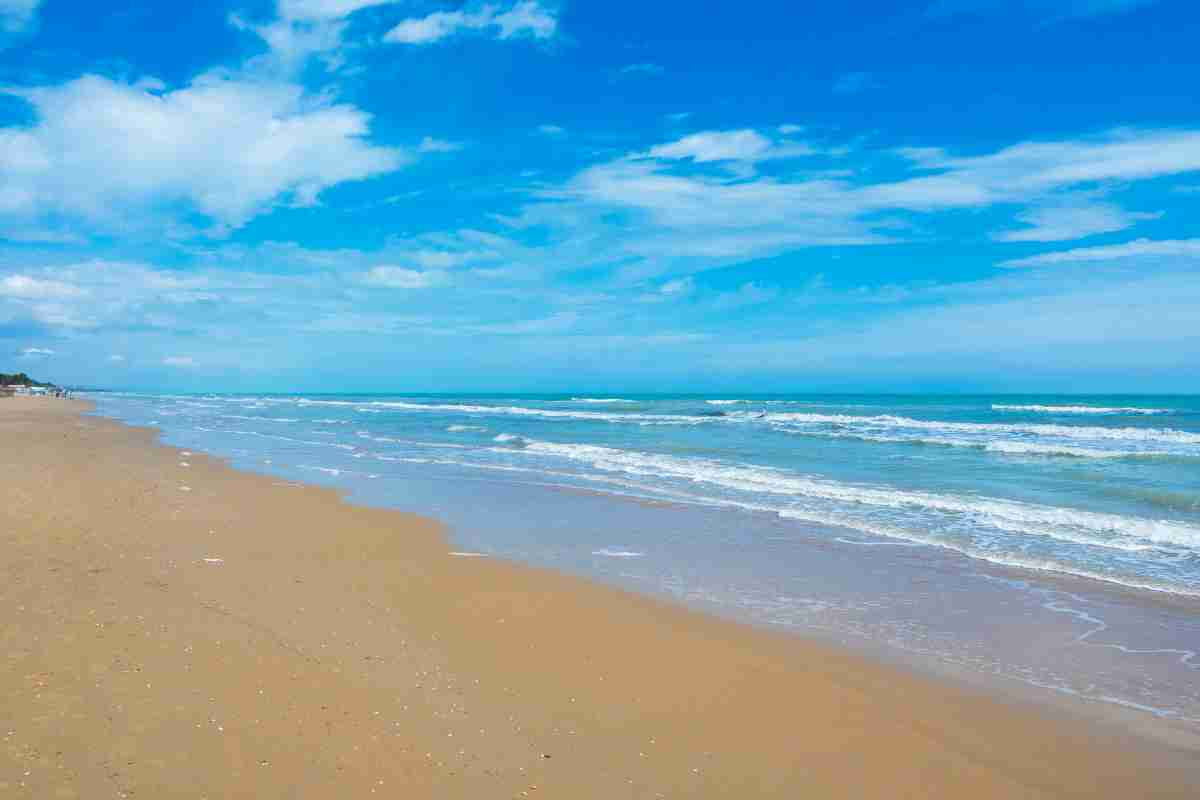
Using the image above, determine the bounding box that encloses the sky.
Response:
[1,0,1198,393]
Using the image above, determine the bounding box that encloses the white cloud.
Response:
[362,266,447,288]
[649,130,773,163]
[385,1,557,45]
[560,156,880,246]
[521,126,1200,280]
[992,203,1160,242]
[777,124,804,134]
[0,0,40,33]
[659,276,695,296]
[1000,238,1200,268]
[163,356,196,367]
[384,11,463,44]
[418,136,463,153]
[0,260,279,333]
[0,274,85,299]
[234,0,403,71]
[20,346,54,357]
[232,13,351,71]
[108,354,126,362]
[537,124,566,136]
[408,249,484,268]
[490,1,557,38]
[276,0,396,20]
[712,281,778,309]
[0,74,404,233]
[878,129,1200,210]
[620,63,664,76]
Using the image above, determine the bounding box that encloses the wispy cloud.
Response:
[536,124,566,136]
[711,281,779,309]
[991,202,1160,242]
[0,0,41,34]
[499,125,1200,285]
[362,266,448,289]
[418,136,463,153]
[276,0,397,20]
[1,274,86,299]
[384,1,557,45]
[648,130,774,162]
[875,129,1200,210]
[1000,237,1200,267]
[20,346,54,357]
[162,356,196,367]
[659,276,695,296]
[619,62,664,77]
[232,0,403,74]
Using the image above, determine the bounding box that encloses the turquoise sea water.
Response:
[86,392,1200,722]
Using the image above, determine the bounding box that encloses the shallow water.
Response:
[86,392,1200,723]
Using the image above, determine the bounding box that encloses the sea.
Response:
[85,392,1200,725]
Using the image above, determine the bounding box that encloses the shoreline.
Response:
[97,391,1200,730]
[4,396,1199,797]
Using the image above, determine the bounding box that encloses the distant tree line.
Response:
[0,372,57,388]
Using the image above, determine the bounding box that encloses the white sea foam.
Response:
[982,441,1173,459]
[568,398,638,404]
[217,414,300,423]
[751,411,1200,447]
[447,424,486,432]
[355,431,468,449]
[706,399,791,405]
[793,430,1176,459]
[340,400,704,425]
[561,478,1200,596]
[992,404,1171,415]
[493,433,525,443]
[511,439,1200,553]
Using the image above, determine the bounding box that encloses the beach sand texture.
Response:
[3,397,1198,798]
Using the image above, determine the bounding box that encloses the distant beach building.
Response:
[1,372,59,397]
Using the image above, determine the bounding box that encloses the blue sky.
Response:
[1,0,1198,392]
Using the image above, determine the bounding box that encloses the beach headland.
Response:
[3,396,1198,798]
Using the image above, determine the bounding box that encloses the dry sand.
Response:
[2,396,1198,798]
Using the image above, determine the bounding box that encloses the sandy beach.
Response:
[2,396,1198,799]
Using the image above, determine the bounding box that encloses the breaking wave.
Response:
[993,404,1171,415]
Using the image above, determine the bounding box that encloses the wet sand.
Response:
[2,396,1198,798]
